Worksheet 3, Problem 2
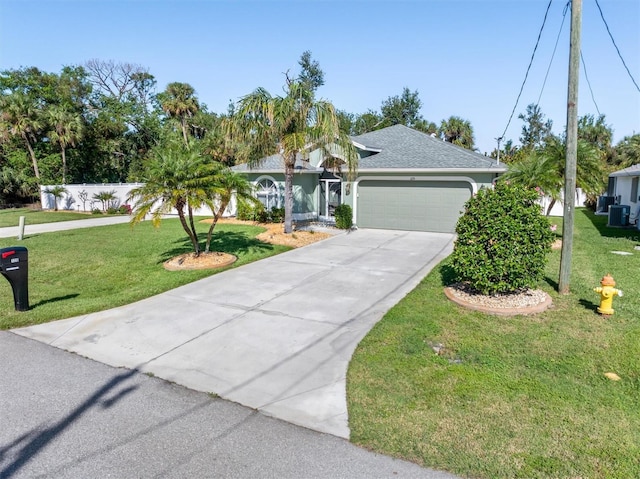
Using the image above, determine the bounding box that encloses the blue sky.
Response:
[1,0,638,154]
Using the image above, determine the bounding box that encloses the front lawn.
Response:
[0,219,288,329]
[348,209,640,478]
[0,207,113,228]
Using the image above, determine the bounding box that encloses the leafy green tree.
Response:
[0,166,35,205]
[233,55,357,234]
[439,116,475,150]
[127,142,217,256]
[610,134,640,168]
[352,110,384,135]
[519,103,553,150]
[451,180,554,295]
[47,105,84,183]
[380,87,425,129]
[0,93,44,178]
[158,82,200,146]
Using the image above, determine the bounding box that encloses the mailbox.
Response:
[0,246,29,311]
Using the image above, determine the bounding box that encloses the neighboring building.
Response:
[608,164,640,224]
[234,125,506,233]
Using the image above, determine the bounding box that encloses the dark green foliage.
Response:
[236,201,284,224]
[450,181,553,294]
[237,200,265,222]
[268,207,284,223]
[334,204,353,229]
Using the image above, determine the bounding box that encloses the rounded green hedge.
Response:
[450,181,554,295]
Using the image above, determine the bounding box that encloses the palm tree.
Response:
[127,142,217,256]
[47,106,84,184]
[158,82,199,146]
[43,185,68,211]
[92,190,117,212]
[503,136,606,215]
[234,80,357,233]
[0,93,44,179]
[204,168,258,253]
[439,116,475,150]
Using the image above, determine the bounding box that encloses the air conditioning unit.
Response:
[597,195,616,213]
[608,205,630,227]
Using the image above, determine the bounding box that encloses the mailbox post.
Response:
[0,246,29,311]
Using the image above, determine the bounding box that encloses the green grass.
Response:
[348,209,640,479]
[0,207,115,227]
[0,219,288,329]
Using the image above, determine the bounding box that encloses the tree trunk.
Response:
[176,203,200,256]
[546,198,556,216]
[181,118,189,146]
[283,154,295,234]
[187,203,200,255]
[61,147,67,184]
[205,197,230,253]
[23,134,40,179]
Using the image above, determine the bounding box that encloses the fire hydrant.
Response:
[594,274,623,315]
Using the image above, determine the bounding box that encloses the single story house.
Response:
[607,163,640,224]
[233,124,507,233]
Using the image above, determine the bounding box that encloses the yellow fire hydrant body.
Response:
[594,274,623,315]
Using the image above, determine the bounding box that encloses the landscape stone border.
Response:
[443,287,553,317]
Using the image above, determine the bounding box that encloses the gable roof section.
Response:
[609,164,640,178]
[351,124,506,171]
[232,153,322,174]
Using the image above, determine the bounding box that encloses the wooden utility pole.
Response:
[559,0,582,294]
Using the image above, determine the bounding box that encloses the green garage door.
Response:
[356,180,472,233]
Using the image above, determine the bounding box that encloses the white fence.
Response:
[39,183,236,217]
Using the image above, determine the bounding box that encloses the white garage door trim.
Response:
[352,175,477,229]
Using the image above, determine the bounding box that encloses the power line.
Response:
[500,0,555,141]
[580,50,601,116]
[594,0,640,93]
[537,1,570,105]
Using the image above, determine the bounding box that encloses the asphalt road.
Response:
[0,332,457,479]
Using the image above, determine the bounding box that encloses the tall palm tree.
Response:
[47,106,84,184]
[439,116,475,150]
[158,82,199,146]
[127,142,217,256]
[234,80,357,233]
[0,93,44,179]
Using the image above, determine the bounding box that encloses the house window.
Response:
[255,177,281,209]
[631,177,639,203]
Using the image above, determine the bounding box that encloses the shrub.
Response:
[268,207,284,223]
[118,204,132,215]
[334,204,353,229]
[237,200,266,222]
[450,180,554,295]
[91,208,103,215]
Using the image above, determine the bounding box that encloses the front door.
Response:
[319,180,341,218]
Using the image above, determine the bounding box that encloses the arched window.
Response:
[256,177,281,209]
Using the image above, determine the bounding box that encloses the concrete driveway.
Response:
[14,228,454,439]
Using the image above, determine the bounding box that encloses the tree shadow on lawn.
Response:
[580,208,640,241]
[158,230,276,264]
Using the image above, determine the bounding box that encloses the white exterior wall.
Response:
[540,188,588,217]
[613,176,640,223]
[40,183,236,217]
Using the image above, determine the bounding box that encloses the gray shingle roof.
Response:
[351,124,505,171]
[609,164,640,177]
[232,154,321,173]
